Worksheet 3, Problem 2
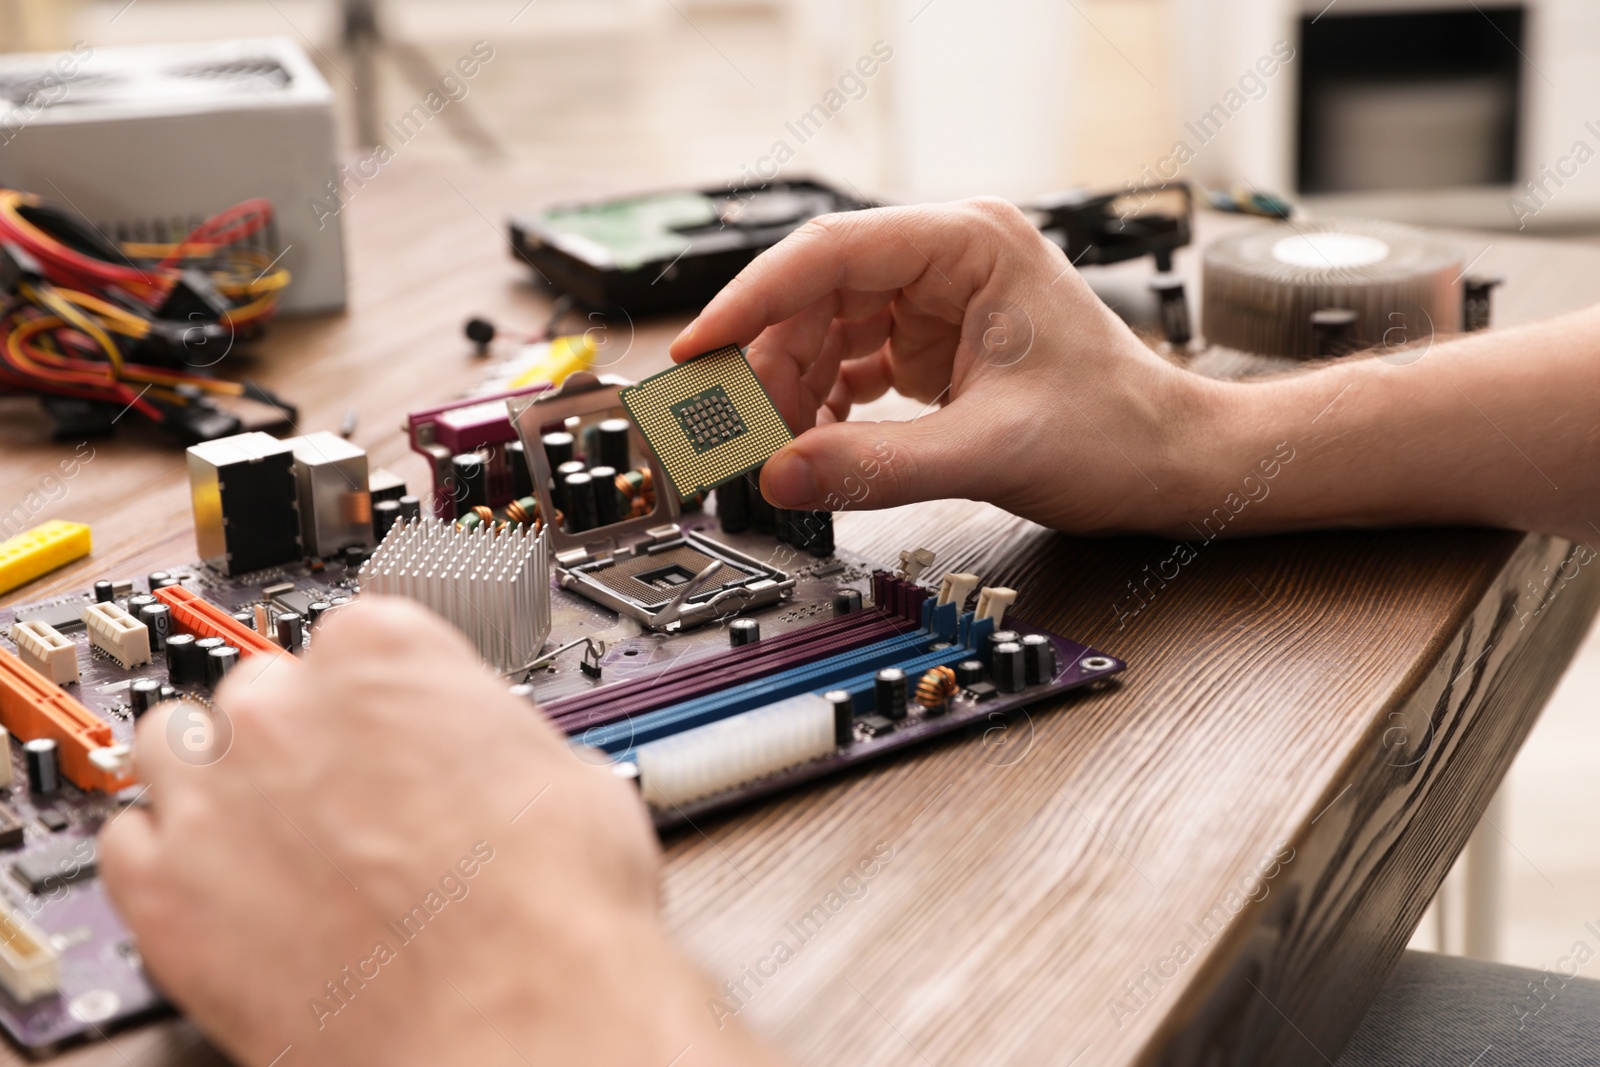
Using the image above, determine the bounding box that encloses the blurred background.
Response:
[9,0,1600,227]
[4,0,1598,976]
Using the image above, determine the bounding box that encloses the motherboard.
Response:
[0,351,1124,1056]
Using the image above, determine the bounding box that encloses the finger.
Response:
[309,596,481,671]
[741,291,895,402]
[130,694,248,805]
[669,202,1012,360]
[799,311,893,428]
[98,803,161,897]
[310,596,573,754]
[130,699,191,790]
[744,295,838,429]
[824,348,894,422]
[760,408,991,511]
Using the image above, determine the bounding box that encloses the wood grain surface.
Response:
[0,164,1596,1066]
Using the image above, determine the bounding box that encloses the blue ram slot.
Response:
[829,645,980,711]
[926,600,959,641]
[591,629,937,753]
[593,607,987,758]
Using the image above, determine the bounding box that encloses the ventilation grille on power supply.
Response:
[168,59,292,91]
[103,213,281,254]
[0,57,294,112]
[0,73,102,109]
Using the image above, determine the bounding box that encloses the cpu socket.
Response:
[508,373,793,632]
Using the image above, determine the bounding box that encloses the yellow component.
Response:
[507,333,597,389]
[0,521,91,597]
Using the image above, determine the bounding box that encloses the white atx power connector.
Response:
[634,693,837,809]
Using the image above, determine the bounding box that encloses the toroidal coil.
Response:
[1201,219,1464,358]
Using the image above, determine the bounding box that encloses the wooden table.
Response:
[1,164,1597,1067]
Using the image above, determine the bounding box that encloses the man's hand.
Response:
[671,197,1600,545]
[100,599,785,1067]
[669,198,1227,534]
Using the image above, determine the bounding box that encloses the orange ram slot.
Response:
[0,649,134,793]
[153,585,278,657]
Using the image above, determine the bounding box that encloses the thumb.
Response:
[759,410,986,512]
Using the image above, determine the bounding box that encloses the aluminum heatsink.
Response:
[1202,218,1463,358]
[362,520,551,671]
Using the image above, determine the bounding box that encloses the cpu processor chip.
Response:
[621,345,793,500]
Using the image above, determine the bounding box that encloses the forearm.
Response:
[489,918,786,1067]
[1165,307,1600,544]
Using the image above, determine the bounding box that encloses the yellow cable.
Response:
[56,290,150,338]
[24,283,123,374]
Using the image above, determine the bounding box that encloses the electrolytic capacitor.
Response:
[307,602,331,625]
[554,459,587,514]
[1463,276,1502,333]
[373,499,402,542]
[729,619,760,647]
[986,629,1021,666]
[992,641,1025,693]
[127,593,156,614]
[504,440,535,500]
[563,471,597,532]
[773,508,794,546]
[138,602,171,652]
[147,571,175,590]
[194,638,225,672]
[1149,273,1192,347]
[1311,307,1359,358]
[451,453,490,510]
[832,588,863,617]
[397,495,422,522]
[542,431,576,471]
[1021,634,1056,686]
[129,678,162,718]
[955,659,985,687]
[746,469,775,534]
[206,645,239,687]
[798,510,834,557]
[715,476,751,534]
[165,633,201,685]
[276,612,305,652]
[824,689,855,746]
[159,684,177,702]
[231,610,254,628]
[93,580,114,603]
[875,667,909,721]
[24,738,59,794]
[588,466,622,526]
[597,418,632,472]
